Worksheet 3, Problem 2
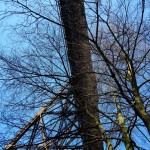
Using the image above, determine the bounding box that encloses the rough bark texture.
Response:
[59,0,103,149]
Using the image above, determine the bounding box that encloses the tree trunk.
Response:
[59,0,103,149]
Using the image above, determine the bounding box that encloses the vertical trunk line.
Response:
[59,0,103,149]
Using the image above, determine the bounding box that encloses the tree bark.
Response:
[59,0,103,149]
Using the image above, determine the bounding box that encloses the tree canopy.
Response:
[0,0,150,149]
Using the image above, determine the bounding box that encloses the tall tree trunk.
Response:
[59,0,103,149]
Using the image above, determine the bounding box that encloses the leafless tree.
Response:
[0,0,150,149]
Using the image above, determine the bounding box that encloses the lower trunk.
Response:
[132,78,150,134]
[59,0,103,149]
[134,90,150,134]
